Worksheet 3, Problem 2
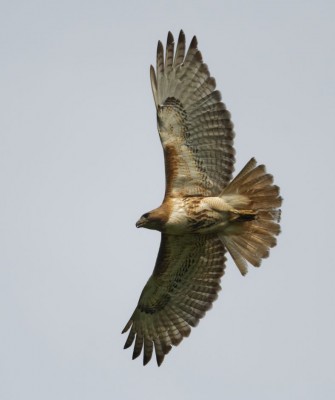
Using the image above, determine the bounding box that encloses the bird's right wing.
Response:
[122,233,226,366]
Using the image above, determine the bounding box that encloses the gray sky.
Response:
[1,0,335,399]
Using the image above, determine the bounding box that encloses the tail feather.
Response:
[220,158,282,275]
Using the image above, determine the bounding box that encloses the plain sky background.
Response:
[1,0,335,399]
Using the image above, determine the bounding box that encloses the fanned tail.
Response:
[219,158,282,275]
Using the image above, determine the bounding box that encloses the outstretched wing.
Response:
[150,31,235,198]
[122,234,226,366]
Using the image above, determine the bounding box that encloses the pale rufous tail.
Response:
[219,158,282,276]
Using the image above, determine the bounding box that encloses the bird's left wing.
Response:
[151,31,235,198]
[122,233,226,366]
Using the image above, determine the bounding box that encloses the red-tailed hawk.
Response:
[122,31,282,366]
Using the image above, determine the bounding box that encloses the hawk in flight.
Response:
[122,31,282,366]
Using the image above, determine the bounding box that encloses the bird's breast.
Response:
[164,196,233,235]
[164,198,190,234]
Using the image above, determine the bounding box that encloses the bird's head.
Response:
[136,209,166,231]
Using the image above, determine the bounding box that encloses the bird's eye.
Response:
[143,213,149,219]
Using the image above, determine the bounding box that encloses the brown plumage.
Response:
[122,31,282,366]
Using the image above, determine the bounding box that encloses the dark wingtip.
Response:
[156,354,164,367]
[143,353,152,366]
[190,35,198,49]
[121,321,131,334]
[157,40,163,53]
[178,29,185,41]
[167,31,174,45]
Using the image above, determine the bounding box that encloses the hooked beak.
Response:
[136,217,145,228]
